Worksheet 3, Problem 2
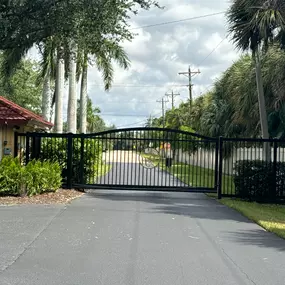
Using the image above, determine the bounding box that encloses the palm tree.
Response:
[37,39,57,122]
[67,40,77,133]
[76,39,130,133]
[54,46,65,133]
[227,0,285,159]
[0,39,65,132]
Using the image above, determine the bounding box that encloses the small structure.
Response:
[0,96,53,160]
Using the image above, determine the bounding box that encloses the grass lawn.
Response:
[99,163,112,174]
[162,161,234,194]
[87,163,112,184]
[219,198,285,239]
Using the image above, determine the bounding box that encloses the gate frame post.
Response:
[14,131,18,158]
[214,139,219,193]
[66,133,73,189]
[217,137,223,199]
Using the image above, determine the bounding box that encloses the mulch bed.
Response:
[0,189,84,205]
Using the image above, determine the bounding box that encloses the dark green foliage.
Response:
[40,137,103,184]
[0,157,61,196]
[0,0,160,76]
[0,54,42,113]
[150,45,285,141]
[24,160,62,196]
[233,160,285,201]
[0,157,23,195]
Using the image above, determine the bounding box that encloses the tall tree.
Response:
[54,47,65,133]
[227,0,285,158]
[0,54,42,113]
[67,41,77,133]
[0,0,160,133]
[77,39,130,133]
[37,39,57,122]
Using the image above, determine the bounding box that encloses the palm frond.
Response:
[227,0,285,53]
[1,45,30,78]
[95,52,114,91]
[104,40,130,69]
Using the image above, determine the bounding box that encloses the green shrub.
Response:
[0,157,62,197]
[40,137,103,184]
[0,157,23,196]
[233,160,285,201]
[24,160,62,196]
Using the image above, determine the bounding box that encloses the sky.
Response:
[30,0,242,128]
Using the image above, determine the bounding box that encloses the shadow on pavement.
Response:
[85,190,285,252]
[85,190,247,222]
[223,229,285,252]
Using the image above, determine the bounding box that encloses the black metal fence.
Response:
[15,128,218,193]
[218,137,285,202]
[13,129,285,201]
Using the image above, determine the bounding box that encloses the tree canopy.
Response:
[0,0,160,76]
[0,53,42,113]
[150,44,285,139]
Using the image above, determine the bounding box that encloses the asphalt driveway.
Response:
[1,191,285,284]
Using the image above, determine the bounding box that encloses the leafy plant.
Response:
[0,157,61,196]
[233,160,285,201]
[0,157,23,196]
[24,160,62,196]
[39,137,103,184]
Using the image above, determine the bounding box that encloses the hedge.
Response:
[0,157,62,196]
[233,160,285,201]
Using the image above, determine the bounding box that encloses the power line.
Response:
[116,120,146,128]
[165,90,180,109]
[157,97,168,127]
[92,84,186,88]
[197,37,226,66]
[130,11,226,30]
[190,37,227,81]
[98,101,155,104]
[116,113,161,128]
[100,113,153,117]
[178,67,200,108]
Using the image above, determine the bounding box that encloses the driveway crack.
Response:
[220,246,258,285]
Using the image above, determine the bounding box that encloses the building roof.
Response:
[0,96,53,129]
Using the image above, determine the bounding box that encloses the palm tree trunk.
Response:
[41,69,51,122]
[80,52,88,133]
[67,41,77,133]
[254,50,270,161]
[54,49,64,133]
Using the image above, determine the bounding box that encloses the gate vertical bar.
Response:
[214,139,219,192]
[217,137,223,199]
[79,136,85,184]
[273,140,277,199]
[25,132,30,165]
[14,132,18,158]
[67,133,73,189]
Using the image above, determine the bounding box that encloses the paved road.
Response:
[1,191,285,284]
[100,150,187,187]
[98,162,187,187]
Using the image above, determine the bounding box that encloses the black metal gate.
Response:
[15,128,219,193]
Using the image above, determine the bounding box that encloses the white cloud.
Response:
[29,0,241,128]
[86,1,239,128]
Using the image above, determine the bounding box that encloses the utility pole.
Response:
[157,97,168,128]
[165,90,180,109]
[178,66,200,108]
